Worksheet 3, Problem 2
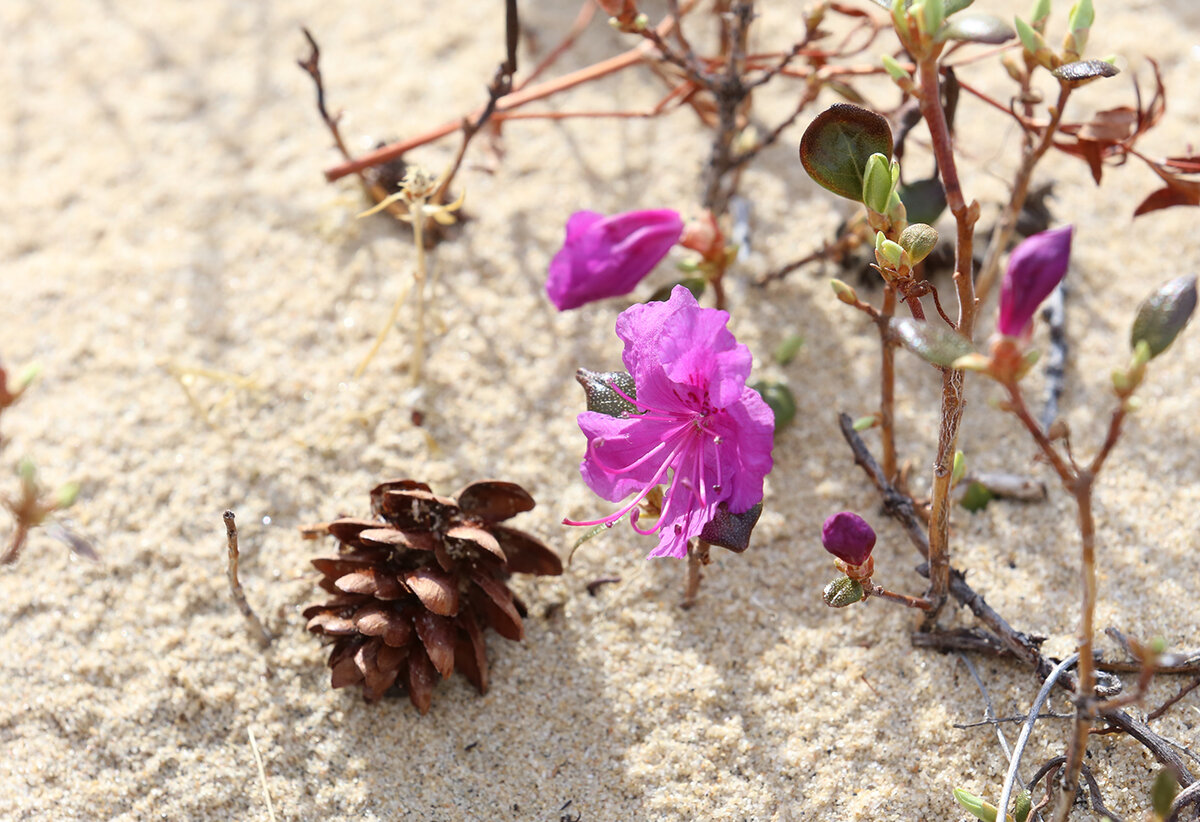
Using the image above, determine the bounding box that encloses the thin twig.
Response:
[1149,676,1200,722]
[997,653,1081,820]
[958,652,1015,761]
[223,511,273,649]
[247,727,277,822]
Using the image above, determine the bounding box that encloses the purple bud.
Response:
[997,226,1073,337]
[546,209,684,311]
[821,512,876,566]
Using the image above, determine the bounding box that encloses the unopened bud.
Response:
[831,279,859,305]
[1130,275,1197,359]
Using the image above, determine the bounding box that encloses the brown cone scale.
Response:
[303,479,562,713]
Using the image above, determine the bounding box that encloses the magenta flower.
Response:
[997,226,1073,337]
[546,209,684,311]
[821,512,876,567]
[564,286,774,558]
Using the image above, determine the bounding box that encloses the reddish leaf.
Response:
[1134,185,1200,217]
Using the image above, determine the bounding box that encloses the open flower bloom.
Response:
[821,512,876,567]
[546,209,684,311]
[565,286,774,558]
[997,225,1073,337]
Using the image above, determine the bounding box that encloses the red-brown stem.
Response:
[867,583,932,611]
[1000,379,1117,822]
[1052,478,1097,822]
[1002,381,1075,483]
[915,53,977,618]
[324,10,692,182]
[976,83,1072,304]
[879,285,897,481]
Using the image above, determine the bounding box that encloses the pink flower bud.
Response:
[821,512,876,566]
[546,210,684,311]
[997,226,1073,337]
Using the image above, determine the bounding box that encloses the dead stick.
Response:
[224,511,273,649]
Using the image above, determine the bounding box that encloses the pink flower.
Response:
[997,226,1073,337]
[546,210,684,311]
[564,286,775,558]
[821,512,876,566]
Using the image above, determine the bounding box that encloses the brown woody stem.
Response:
[915,52,978,620]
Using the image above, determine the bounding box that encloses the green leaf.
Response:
[953,788,1003,822]
[898,177,947,224]
[960,481,995,512]
[751,380,797,430]
[1131,275,1197,359]
[1051,59,1119,84]
[823,576,865,607]
[648,277,706,302]
[941,13,1015,43]
[890,318,977,368]
[799,104,894,201]
[945,0,975,14]
[700,501,763,553]
[575,369,638,417]
[774,333,805,366]
[1151,769,1179,818]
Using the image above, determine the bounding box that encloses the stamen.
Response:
[562,439,685,528]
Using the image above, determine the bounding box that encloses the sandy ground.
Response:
[1,0,1198,819]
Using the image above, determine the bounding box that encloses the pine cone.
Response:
[303,479,562,713]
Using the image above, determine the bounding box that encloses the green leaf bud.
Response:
[898,223,938,264]
[56,482,80,509]
[862,153,895,214]
[879,239,905,268]
[922,0,945,36]
[1030,0,1051,29]
[852,415,877,432]
[951,450,966,486]
[831,279,860,305]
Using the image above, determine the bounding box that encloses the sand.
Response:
[1,0,1197,819]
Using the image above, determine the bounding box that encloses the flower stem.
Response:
[681,539,711,609]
